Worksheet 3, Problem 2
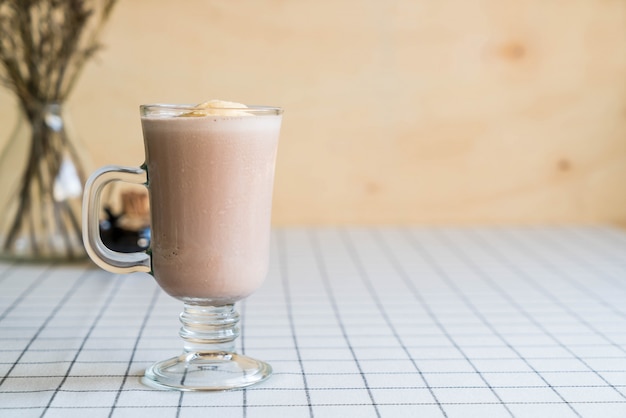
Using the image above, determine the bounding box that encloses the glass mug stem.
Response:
[180,304,240,353]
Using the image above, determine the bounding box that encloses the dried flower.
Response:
[0,0,117,111]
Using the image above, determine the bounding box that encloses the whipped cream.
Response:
[181,99,250,117]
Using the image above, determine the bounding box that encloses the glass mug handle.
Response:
[82,165,151,274]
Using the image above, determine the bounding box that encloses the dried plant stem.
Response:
[0,0,117,259]
[2,108,83,259]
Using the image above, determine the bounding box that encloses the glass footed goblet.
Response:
[82,103,282,391]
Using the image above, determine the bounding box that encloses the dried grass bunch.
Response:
[0,0,117,260]
[0,0,117,111]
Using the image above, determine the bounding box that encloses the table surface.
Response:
[1,227,626,418]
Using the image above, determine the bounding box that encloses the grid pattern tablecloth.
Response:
[1,227,626,418]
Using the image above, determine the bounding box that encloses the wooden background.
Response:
[1,0,625,226]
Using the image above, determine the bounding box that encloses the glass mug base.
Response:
[139,303,270,391]
[143,351,272,391]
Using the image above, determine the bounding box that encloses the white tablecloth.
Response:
[1,227,625,417]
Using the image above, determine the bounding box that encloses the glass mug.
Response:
[82,103,282,391]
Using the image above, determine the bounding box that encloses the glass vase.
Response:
[0,102,90,262]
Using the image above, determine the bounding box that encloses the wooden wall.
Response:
[1,0,626,225]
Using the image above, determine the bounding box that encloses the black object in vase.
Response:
[99,207,150,253]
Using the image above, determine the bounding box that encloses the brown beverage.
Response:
[141,108,281,304]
